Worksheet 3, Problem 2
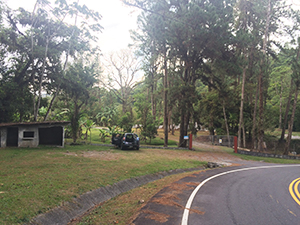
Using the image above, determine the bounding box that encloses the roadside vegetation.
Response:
[1,135,300,224]
[0,145,206,224]
[1,0,300,154]
[1,0,300,224]
[75,144,300,225]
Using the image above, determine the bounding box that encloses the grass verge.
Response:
[221,147,300,164]
[75,171,197,225]
[0,145,205,224]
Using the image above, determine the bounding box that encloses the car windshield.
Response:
[125,134,134,141]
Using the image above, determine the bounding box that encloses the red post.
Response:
[234,136,238,153]
[189,133,193,150]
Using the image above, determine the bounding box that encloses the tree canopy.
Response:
[1,0,300,153]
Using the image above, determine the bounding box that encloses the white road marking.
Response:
[181,164,300,225]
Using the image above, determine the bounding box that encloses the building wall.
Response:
[0,123,68,148]
[18,126,39,148]
[0,128,6,148]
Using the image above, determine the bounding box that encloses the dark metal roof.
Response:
[0,121,70,128]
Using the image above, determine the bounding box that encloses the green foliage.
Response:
[140,116,158,144]
[83,119,95,143]
[0,0,102,122]
[0,146,208,224]
[98,129,108,143]
[61,57,99,143]
[118,112,134,133]
[0,79,32,123]
[216,128,226,135]
[107,125,122,136]
[96,104,118,126]
[133,87,158,143]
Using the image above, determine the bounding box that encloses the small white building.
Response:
[0,121,70,148]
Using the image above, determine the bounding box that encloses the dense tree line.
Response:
[0,0,300,154]
[123,0,300,153]
[0,0,102,141]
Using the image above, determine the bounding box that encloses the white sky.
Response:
[5,0,139,54]
[5,0,300,54]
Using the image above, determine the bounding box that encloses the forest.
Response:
[0,0,300,154]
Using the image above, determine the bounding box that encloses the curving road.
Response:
[133,163,300,225]
[183,165,300,225]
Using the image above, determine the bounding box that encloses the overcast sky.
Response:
[5,0,139,54]
[5,0,300,54]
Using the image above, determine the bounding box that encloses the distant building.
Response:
[0,121,70,148]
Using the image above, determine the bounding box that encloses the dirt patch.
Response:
[143,148,240,166]
[63,150,124,161]
[150,181,199,211]
[189,208,205,215]
[143,210,170,223]
[152,193,182,208]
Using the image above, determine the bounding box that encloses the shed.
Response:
[0,121,70,148]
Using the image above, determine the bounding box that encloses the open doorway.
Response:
[39,126,63,146]
[7,127,18,147]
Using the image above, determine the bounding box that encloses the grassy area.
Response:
[68,128,178,146]
[220,147,300,164]
[231,153,300,164]
[139,138,177,146]
[266,128,300,137]
[1,127,300,224]
[76,172,196,225]
[0,145,205,224]
[76,145,300,224]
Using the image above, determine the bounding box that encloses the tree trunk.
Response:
[283,42,300,153]
[258,0,271,151]
[251,77,259,150]
[223,100,231,147]
[168,110,172,133]
[72,101,79,143]
[163,49,168,147]
[284,87,299,155]
[35,36,50,121]
[258,67,264,152]
[151,82,156,120]
[44,10,79,121]
[31,1,38,121]
[280,79,293,142]
[179,106,185,147]
[238,67,246,147]
[44,89,58,121]
[242,121,246,148]
[279,80,283,129]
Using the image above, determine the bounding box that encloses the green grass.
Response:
[0,145,205,224]
[139,137,177,146]
[232,153,300,164]
[221,147,300,164]
[1,127,299,224]
[69,128,178,146]
[266,129,300,137]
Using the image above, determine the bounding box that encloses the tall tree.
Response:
[62,56,99,143]
[126,0,236,147]
[0,0,102,122]
[100,49,142,115]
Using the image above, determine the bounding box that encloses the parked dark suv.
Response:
[112,133,140,150]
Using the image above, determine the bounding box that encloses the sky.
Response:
[5,0,300,54]
[5,0,140,54]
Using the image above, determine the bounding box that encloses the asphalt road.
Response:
[184,164,300,225]
[133,163,300,225]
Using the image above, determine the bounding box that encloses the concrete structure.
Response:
[0,121,70,148]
